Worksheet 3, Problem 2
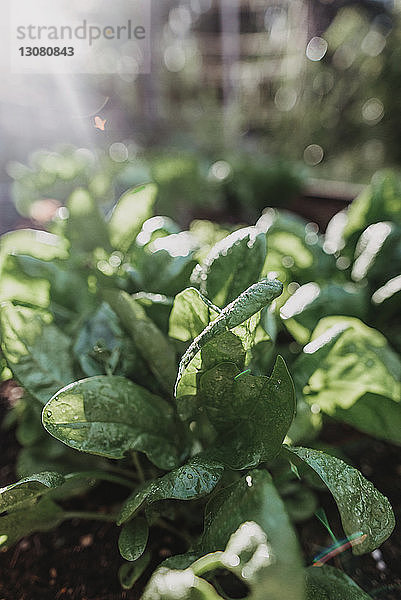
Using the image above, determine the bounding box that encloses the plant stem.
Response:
[65,471,136,489]
[191,552,224,576]
[132,452,145,482]
[64,511,117,523]
[103,464,138,480]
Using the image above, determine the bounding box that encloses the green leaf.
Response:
[118,516,149,561]
[132,291,173,333]
[343,170,401,254]
[109,184,157,252]
[0,498,64,549]
[0,228,71,311]
[0,303,75,404]
[201,469,304,600]
[0,229,69,261]
[351,223,400,286]
[14,255,94,316]
[73,302,140,379]
[175,331,246,421]
[296,317,401,443]
[118,457,224,525]
[195,226,266,307]
[171,283,273,415]
[119,552,151,590]
[280,283,368,344]
[0,254,50,308]
[200,356,295,470]
[42,375,185,470]
[0,472,65,513]
[130,244,196,298]
[169,288,220,343]
[306,565,372,599]
[104,289,177,396]
[257,209,336,287]
[285,446,395,554]
[175,279,282,397]
[66,188,111,253]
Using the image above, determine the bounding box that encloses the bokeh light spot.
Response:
[306,37,328,61]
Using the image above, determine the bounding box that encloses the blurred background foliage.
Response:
[2,0,401,229]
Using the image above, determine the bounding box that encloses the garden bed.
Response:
[0,173,400,600]
[1,395,400,600]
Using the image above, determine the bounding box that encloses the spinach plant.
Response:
[0,181,398,599]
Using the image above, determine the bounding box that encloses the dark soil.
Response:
[0,392,400,599]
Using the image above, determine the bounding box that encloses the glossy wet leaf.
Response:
[118,457,224,525]
[0,472,65,513]
[42,376,184,470]
[0,303,75,404]
[200,356,295,469]
[201,469,304,600]
[104,289,177,395]
[175,331,246,420]
[306,565,372,599]
[0,498,64,549]
[109,184,157,253]
[195,226,266,307]
[118,517,149,561]
[297,317,401,443]
[119,552,151,590]
[285,447,395,554]
[175,279,282,398]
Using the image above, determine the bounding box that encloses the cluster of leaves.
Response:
[8,146,304,223]
[0,173,400,599]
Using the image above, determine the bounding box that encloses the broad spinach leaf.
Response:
[42,375,186,469]
[285,446,395,554]
[200,356,295,469]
